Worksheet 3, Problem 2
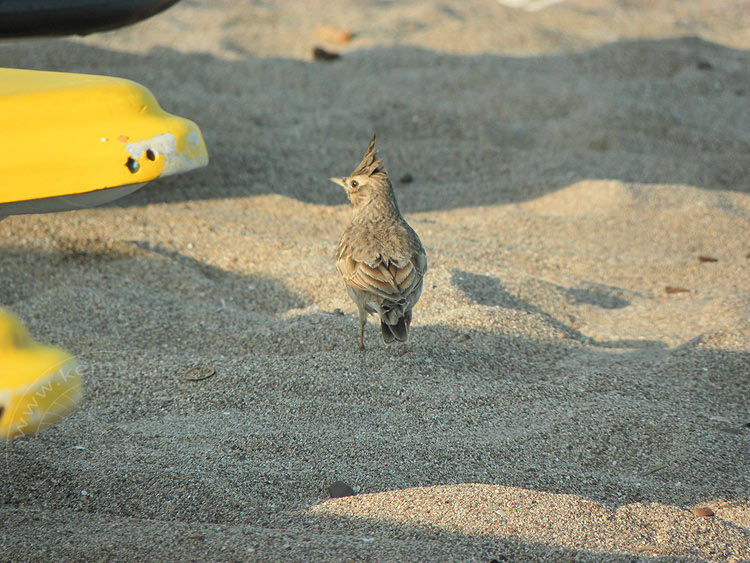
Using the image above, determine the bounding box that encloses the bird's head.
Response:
[329,135,394,211]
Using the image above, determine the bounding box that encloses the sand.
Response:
[1,0,749,561]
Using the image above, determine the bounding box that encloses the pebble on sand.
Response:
[328,481,356,498]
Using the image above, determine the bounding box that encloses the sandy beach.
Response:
[1,0,749,560]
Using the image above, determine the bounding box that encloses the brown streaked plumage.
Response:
[330,135,427,351]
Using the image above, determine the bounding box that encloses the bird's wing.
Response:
[337,246,424,306]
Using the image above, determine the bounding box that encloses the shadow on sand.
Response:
[0,36,748,214]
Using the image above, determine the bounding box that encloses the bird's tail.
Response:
[380,300,409,343]
[381,316,407,343]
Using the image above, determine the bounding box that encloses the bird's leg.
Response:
[358,307,367,351]
[402,310,411,355]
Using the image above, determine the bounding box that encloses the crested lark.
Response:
[330,135,427,351]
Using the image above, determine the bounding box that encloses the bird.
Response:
[330,135,427,352]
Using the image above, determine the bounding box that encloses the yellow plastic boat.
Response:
[0,68,208,436]
[0,67,208,219]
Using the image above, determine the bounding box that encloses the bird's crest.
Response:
[351,134,387,180]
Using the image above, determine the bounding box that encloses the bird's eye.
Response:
[350,179,359,189]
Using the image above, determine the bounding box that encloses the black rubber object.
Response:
[0,0,181,38]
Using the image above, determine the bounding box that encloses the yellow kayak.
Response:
[0,67,208,218]
[0,68,208,435]
[0,309,82,439]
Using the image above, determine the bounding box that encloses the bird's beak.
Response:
[329,177,346,188]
